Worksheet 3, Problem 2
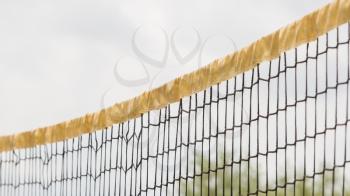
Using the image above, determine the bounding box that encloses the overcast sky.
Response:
[0,0,330,135]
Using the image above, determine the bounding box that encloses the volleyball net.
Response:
[1,1,350,196]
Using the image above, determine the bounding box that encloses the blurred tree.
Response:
[180,152,347,196]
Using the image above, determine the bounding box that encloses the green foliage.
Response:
[180,153,349,196]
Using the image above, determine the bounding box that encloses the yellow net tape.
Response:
[1,0,350,152]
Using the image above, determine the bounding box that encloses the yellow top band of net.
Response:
[1,0,349,152]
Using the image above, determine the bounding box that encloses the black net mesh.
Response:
[0,23,350,196]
